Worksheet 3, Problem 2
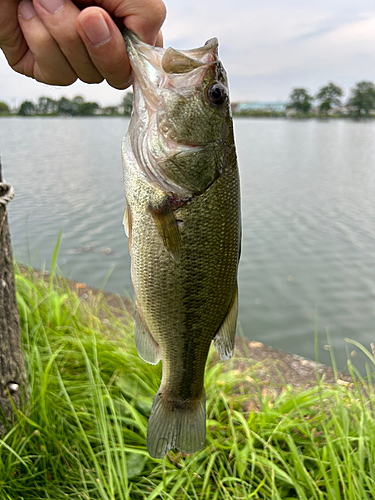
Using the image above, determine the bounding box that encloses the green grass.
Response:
[1,257,375,498]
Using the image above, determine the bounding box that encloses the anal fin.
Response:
[134,303,161,365]
[148,199,181,263]
[213,285,238,361]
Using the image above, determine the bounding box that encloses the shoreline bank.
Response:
[20,265,353,398]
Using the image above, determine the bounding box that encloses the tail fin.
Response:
[147,388,206,458]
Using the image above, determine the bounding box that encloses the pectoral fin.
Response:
[134,302,161,365]
[123,203,133,254]
[148,200,182,263]
[213,285,238,361]
[123,203,132,238]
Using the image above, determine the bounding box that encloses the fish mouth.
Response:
[123,29,218,122]
[124,29,221,196]
[123,28,218,76]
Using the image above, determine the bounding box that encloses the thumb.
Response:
[78,0,167,45]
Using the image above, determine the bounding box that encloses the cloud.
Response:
[1,0,375,104]
[164,3,331,49]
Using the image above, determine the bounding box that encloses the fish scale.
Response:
[122,29,241,458]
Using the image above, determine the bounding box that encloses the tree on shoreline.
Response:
[122,92,133,116]
[57,96,99,116]
[18,100,36,116]
[0,101,10,115]
[287,88,313,115]
[316,82,343,116]
[348,81,375,117]
[37,96,59,115]
[15,93,133,117]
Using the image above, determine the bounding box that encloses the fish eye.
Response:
[207,84,227,105]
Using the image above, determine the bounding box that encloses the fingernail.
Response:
[80,12,111,47]
[37,0,65,15]
[19,0,36,20]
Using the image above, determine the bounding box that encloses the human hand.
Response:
[0,0,166,88]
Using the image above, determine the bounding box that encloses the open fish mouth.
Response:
[124,29,218,95]
[123,29,219,142]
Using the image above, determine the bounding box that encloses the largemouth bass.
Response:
[121,30,241,458]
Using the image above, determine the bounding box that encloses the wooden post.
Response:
[0,159,27,434]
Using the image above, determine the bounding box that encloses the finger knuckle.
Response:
[58,31,80,50]
[112,80,132,91]
[151,0,167,26]
[59,74,78,86]
[43,73,77,86]
[81,75,104,84]
[34,30,54,50]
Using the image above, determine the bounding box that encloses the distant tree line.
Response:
[287,81,375,118]
[0,93,133,117]
[2,80,375,119]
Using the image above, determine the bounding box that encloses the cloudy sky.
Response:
[1,0,375,107]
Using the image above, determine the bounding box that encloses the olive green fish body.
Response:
[122,30,241,458]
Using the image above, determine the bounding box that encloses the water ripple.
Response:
[1,117,375,371]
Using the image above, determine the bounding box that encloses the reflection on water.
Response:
[1,117,374,372]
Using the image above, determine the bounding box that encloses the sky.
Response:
[1,0,375,107]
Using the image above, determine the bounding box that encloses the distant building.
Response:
[232,102,287,113]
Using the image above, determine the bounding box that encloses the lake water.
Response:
[1,117,374,372]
